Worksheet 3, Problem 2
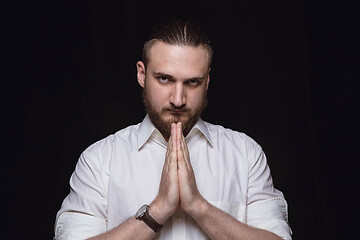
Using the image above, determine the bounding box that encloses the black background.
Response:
[3,0,359,239]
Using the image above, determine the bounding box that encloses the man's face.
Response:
[137,41,210,141]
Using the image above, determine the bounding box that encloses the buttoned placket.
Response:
[171,208,186,240]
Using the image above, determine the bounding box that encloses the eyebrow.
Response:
[152,71,206,81]
[153,72,173,78]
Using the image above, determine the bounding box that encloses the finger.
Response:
[180,136,192,172]
[175,122,186,168]
[165,123,176,171]
[180,133,190,159]
[173,122,189,170]
[177,138,187,171]
[176,122,182,142]
[165,124,174,160]
[171,122,176,138]
[167,140,176,173]
[176,124,191,169]
[169,124,178,166]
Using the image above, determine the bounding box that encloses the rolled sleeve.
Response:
[55,142,109,239]
[247,197,292,239]
[55,212,106,240]
[246,149,292,239]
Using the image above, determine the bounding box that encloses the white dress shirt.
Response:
[55,115,292,239]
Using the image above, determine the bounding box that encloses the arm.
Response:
[175,123,282,240]
[87,214,155,240]
[88,124,180,240]
[186,198,281,240]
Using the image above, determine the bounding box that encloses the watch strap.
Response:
[142,211,163,232]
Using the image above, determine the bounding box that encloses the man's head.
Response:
[136,20,212,141]
[142,19,213,68]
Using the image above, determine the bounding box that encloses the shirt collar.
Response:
[137,115,213,150]
[187,117,213,147]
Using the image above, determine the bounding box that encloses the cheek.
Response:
[146,84,170,110]
[187,89,206,109]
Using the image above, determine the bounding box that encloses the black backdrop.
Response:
[3,1,359,239]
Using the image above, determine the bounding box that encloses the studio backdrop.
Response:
[4,0,358,239]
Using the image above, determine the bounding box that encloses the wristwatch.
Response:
[135,204,163,232]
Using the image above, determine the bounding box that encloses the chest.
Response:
[106,140,249,228]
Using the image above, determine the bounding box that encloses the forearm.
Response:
[86,217,154,240]
[88,203,168,240]
[189,199,281,240]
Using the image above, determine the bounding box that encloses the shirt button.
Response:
[176,217,182,223]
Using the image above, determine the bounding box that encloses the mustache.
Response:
[163,105,190,112]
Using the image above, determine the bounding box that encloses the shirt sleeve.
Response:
[246,148,292,239]
[55,212,106,240]
[54,143,109,239]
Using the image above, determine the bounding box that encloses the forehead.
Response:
[147,41,210,76]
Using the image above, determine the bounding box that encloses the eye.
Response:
[158,76,169,83]
[187,79,200,86]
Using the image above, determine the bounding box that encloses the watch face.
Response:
[136,204,148,219]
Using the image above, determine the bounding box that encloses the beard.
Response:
[143,87,208,141]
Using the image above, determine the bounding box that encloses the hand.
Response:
[175,122,205,215]
[151,123,179,222]
[152,122,205,222]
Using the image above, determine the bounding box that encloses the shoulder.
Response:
[68,123,141,189]
[80,123,140,165]
[204,121,263,158]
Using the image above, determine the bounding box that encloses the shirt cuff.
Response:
[54,212,106,240]
[247,197,292,239]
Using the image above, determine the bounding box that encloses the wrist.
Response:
[149,200,175,224]
[185,196,210,219]
[135,204,163,233]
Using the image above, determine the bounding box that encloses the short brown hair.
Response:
[142,19,213,67]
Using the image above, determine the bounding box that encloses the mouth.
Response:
[165,108,188,116]
[170,110,185,116]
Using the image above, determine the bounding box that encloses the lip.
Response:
[169,110,186,114]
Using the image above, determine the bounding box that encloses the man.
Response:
[55,19,292,239]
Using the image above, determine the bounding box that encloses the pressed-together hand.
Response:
[152,122,204,222]
[175,122,203,214]
[152,123,179,221]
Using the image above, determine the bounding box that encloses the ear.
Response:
[136,61,146,88]
[206,68,211,90]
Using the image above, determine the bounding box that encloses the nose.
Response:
[170,83,186,108]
